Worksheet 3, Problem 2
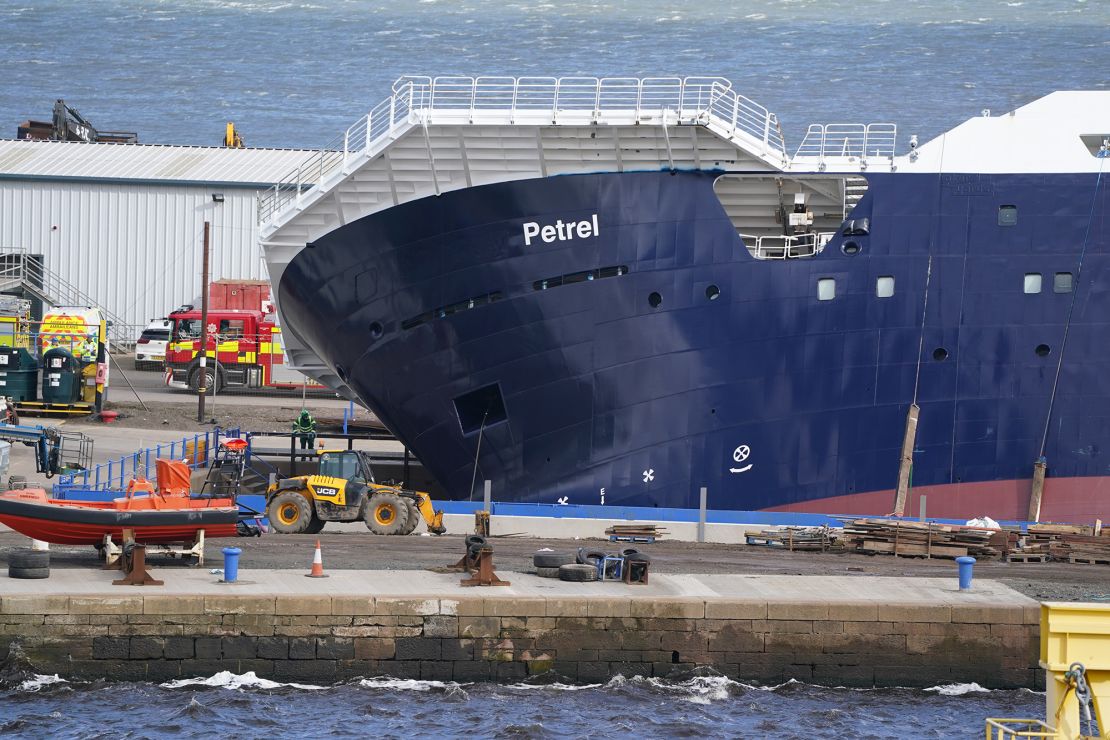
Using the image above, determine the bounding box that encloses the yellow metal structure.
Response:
[986,602,1110,739]
[224,122,244,148]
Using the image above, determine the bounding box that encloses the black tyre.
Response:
[466,535,487,549]
[8,549,49,569]
[558,563,598,582]
[533,551,575,568]
[621,548,640,557]
[625,552,652,564]
[399,500,420,535]
[9,566,49,580]
[535,566,561,578]
[576,547,606,565]
[303,516,326,535]
[188,365,222,394]
[8,475,26,490]
[267,491,313,534]
[365,491,410,535]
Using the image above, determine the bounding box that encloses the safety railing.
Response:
[53,426,242,495]
[983,719,1056,739]
[741,231,836,260]
[257,76,787,229]
[793,123,898,161]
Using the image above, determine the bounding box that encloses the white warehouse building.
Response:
[0,139,315,339]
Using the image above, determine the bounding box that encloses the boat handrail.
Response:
[793,122,898,162]
[740,231,836,260]
[257,76,787,228]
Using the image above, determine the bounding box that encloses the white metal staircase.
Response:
[0,251,132,350]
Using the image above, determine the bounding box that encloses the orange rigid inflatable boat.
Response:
[0,460,239,545]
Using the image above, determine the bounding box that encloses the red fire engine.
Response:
[164,307,322,392]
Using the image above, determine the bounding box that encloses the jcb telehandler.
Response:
[265,449,445,535]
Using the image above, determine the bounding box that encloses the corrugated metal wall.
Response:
[0,179,264,334]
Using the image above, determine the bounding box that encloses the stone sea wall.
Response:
[0,594,1042,688]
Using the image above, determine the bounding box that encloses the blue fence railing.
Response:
[53,427,242,496]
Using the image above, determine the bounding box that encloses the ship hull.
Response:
[278,169,1109,522]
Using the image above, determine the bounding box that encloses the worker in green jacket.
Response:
[293,409,317,449]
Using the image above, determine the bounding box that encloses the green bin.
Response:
[0,347,37,401]
[41,347,82,404]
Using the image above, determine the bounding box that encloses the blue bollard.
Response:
[955,555,976,591]
[222,547,242,583]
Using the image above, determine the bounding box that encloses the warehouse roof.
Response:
[0,139,317,187]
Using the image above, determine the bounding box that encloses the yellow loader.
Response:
[265,449,445,535]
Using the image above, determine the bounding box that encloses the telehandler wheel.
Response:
[304,515,326,535]
[268,491,313,534]
[365,491,410,535]
[399,500,420,535]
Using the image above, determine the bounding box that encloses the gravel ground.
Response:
[2,528,1107,603]
[85,400,379,435]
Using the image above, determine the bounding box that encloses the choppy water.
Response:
[1,0,1108,151]
[0,671,1044,739]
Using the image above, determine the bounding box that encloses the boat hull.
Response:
[277,169,1110,522]
[0,493,239,545]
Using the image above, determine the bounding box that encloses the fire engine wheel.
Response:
[399,500,420,535]
[188,366,222,394]
[365,491,409,536]
[268,491,313,534]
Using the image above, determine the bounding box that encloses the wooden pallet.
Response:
[1005,553,1049,563]
[1068,556,1110,565]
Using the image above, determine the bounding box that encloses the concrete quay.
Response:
[0,570,1041,688]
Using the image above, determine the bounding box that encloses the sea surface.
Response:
[1,0,1108,152]
[0,671,1045,739]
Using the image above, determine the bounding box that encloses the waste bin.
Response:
[0,347,38,401]
[41,348,82,404]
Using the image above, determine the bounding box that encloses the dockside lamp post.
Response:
[197,221,211,423]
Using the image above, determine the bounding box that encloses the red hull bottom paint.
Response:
[765,477,1110,523]
[0,513,238,546]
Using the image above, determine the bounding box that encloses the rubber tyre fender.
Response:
[624,552,652,564]
[365,491,410,535]
[533,551,575,569]
[466,535,487,549]
[535,566,562,578]
[8,549,49,569]
[267,491,313,534]
[558,563,598,582]
[8,566,49,580]
[399,499,420,535]
[576,547,606,565]
[621,548,640,557]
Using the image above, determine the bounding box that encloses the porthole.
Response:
[1035,344,1051,357]
[368,321,384,339]
[336,365,348,383]
[932,347,949,362]
[706,285,721,301]
[841,240,861,256]
[648,292,662,308]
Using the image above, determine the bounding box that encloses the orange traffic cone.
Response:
[306,539,328,578]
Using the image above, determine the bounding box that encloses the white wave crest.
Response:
[606,674,743,703]
[358,677,470,692]
[505,681,603,691]
[162,671,325,691]
[18,674,67,692]
[925,682,991,696]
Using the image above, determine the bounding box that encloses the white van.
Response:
[134,318,171,370]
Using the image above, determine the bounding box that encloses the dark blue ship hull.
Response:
[278,169,1110,522]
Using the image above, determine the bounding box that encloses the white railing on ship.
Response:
[793,123,897,161]
[741,232,836,260]
[257,76,787,226]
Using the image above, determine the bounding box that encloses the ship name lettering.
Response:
[522,214,599,246]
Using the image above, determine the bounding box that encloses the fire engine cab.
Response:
[164,307,319,392]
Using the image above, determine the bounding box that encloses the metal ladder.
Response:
[843,176,869,218]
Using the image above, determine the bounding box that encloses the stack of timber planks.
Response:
[1014,522,1110,564]
[840,518,1000,560]
[605,524,667,542]
[744,526,841,552]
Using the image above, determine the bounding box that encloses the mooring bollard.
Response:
[222,547,242,583]
[956,555,976,591]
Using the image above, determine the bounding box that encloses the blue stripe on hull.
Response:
[278,169,1109,518]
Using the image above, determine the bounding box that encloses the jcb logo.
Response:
[315,486,339,498]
